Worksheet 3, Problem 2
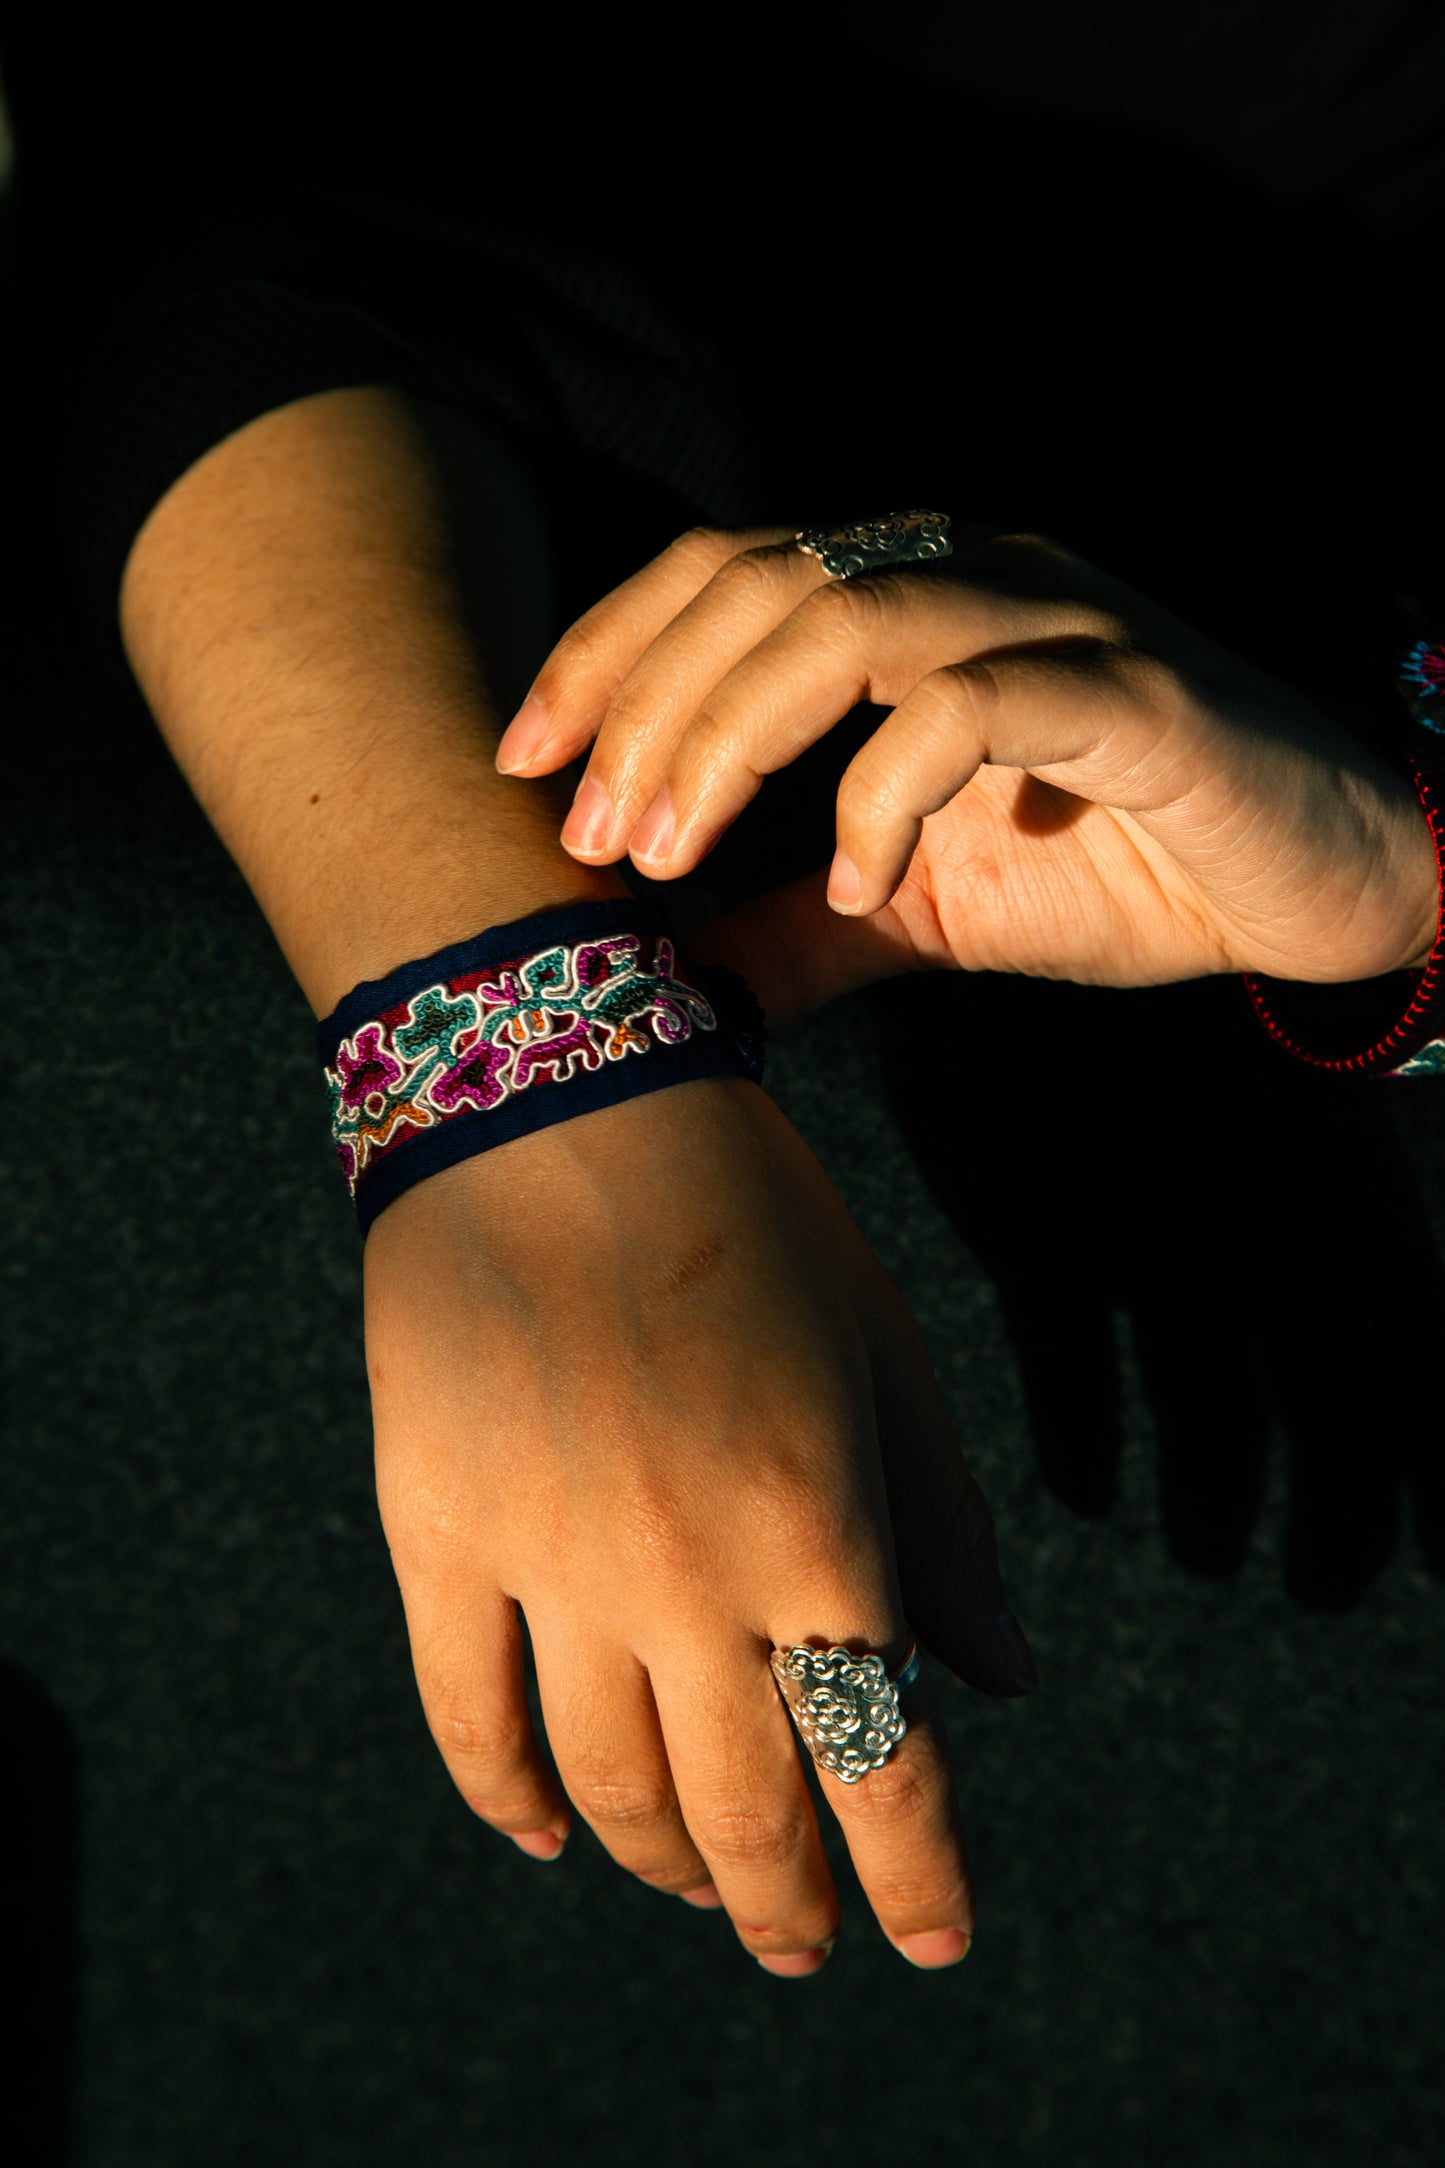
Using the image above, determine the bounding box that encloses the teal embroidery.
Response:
[394,985,478,1068]
[323,931,717,1197]
[1391,1037,1445,1077]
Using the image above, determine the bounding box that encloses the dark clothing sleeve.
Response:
[6,11,1444,717]
[2,25,764,695]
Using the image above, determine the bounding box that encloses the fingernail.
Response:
[826,848,863,913]
[561,773,616,856]
[894,1926,971,1969]
[991,1604,1040,1693]
[679,1882,723,1909]
[495,694,552,772]
[630,785,676,867]
[511,1829,567,1861]
[756,1942,834,1978]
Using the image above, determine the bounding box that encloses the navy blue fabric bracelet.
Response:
[317,899,766,1238]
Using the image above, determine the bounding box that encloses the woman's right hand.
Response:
[363,1074,1035,1976]
[497,524,1437,1025]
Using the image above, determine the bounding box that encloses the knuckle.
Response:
[937,657,1003,728]
[610,1445,881,1605]
[697,1803,805,1873]
[634,1525,712,1606]
[837,1747,937,1827]
[870,1865,971,1923]
[735,1453,866,1565]
[713,545,781,601]
[680,701,728,758]
[803,571,885,637]
[454,1773,556,1836]
[554,609,609,668]
[608,1482,712,1597]
[428,1705,529,1769]
[788,1508,890,1594]
[570,1776,677,1839]
[380,1491,482,1581]
[838,753,909,829]
[1108,643,1177,713]
[391,1470,470,1538]
[544,611,612,689]
[595,684,658,761]
[669,525,736,574]
[738,1914,839,1956]
[714,539,801,602]
[1041,610,1139,664]
[629,1860,705,1896]
[681,704,751,787]
[1081,607,1134,649]
[1043,622,1170,707]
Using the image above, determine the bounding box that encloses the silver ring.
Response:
[794,510,953,581]
[770,1640,922,1784]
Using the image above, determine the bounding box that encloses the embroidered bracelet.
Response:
[1242,631,1445,1079]
[318,900,767,1236]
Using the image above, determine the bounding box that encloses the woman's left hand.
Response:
[493,523,1437,1018]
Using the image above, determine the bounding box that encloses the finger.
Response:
[622,568,1055,881]
[398,1576,574,1858]
[651,1633,842,1976]
[815,1663,977,1970]
[558,534,825,864]
[826,669,989,915]
[494,523,795,780]
[541,519,1005,831]
[864,1290,1039,1698]
[527,1622,720,1905]
[830,643,1167,914]
[749,1440,978,1966]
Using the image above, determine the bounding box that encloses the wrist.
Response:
[292,791,629,1019]
[321,902,767,1237]
[1384,776,1442,971]
[1244,748,1445,1073]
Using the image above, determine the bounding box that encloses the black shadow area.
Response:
[0,1664,79,2168]
[873,966,1445,1609]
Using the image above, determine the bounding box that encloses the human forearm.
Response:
[118,385,1031,1975]
[119,386,625,1018]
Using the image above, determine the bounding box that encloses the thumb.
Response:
[685,867,938,1032]
[869,1303,1039,1699]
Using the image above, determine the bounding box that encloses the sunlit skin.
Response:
[499,525,1437,1026]
[118,390,1030,1983]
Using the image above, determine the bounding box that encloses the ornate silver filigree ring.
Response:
[794,509,952,581]
[770,1641,922,1784]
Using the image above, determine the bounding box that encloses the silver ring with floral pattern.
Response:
[793,510,952,580]
[769,1640,922,1784]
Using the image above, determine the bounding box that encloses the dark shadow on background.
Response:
[0,1664,79,2168]
[0,141,78,2168]
[872,966,1445,1609]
